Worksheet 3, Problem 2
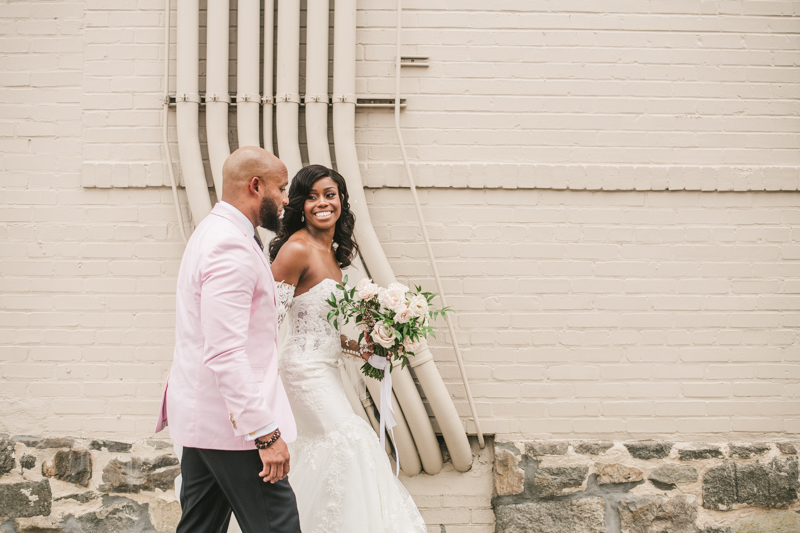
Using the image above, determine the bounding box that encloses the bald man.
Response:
[156,147,301,533]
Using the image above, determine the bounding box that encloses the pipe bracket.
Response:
[175,93,201,104]
[205,93,232,103]
[304,93,328,103]
[261,96,274,105]
[276,93,301,104]
[332,94,357,104]
[236,93,260,103]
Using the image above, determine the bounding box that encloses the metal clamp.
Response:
[236,93,260,103]
[304,93,328,103]
[275,93,301,104]
[175,93,201,104]
[261,96,274,105]
[332,94,357,104]
[205,93,232,103]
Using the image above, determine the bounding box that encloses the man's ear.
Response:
[250,177,260,194]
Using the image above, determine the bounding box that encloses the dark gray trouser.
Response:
[177,447,302,533]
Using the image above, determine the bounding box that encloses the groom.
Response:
[155,146,300,533]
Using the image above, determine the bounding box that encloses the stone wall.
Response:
[0,435,180,533]
[493,439,800,533]
[0,434,495,533]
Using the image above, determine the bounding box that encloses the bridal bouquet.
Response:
[327,276,450,380]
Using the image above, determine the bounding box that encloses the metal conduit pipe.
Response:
[262,0,275,152]
[275,0,303,178]
[236,0,261,148]
[393,0,484,464]
[364,376,422,476]
[304,0,332,166]
[331,0,443,476]
[162,0,188,243]
[205,0,231,196]
[175,0,212,223]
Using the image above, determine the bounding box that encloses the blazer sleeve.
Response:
[200,237,274,436]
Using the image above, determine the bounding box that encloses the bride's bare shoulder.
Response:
[272,232,311,284]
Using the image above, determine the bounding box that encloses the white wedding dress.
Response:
[276,278,427,533]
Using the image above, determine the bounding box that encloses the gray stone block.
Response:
[42,450,92,487]
[0,439,15,476]
[496,497,605,533]
[89,440,133,453]
[573,442,613,456]
[525,442,568,457]
[649,464,698,485]
[533,466,589,498]
[15,438,72,450]
[624,441,673,460]
[495,447,525,496]
[100,456,180,494]
[0,480,52,518]
[703,457,799,510]
[776,442,797,455]
[732,511,800,533]
[679,444,724,461]
[68,496,156,533]
[702,461,737,510]
[618,495,697,533]
[729,443,770,459]
[54,491,97,504]
[595,463,644,485]
[19,455,36,472]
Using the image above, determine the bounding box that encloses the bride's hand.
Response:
[360,342,373,361]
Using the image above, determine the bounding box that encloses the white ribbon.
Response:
[367,354,400,477]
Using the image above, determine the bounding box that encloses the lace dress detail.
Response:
[277,278,427,533]
[275,281,295,327]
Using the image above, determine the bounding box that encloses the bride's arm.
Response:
[271,240,310,327]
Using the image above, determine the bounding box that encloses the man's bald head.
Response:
[221,146,287,201]
[220,146,289,231]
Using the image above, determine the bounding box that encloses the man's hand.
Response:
[257,432,290,483]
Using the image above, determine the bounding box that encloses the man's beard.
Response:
[259,195,281,232]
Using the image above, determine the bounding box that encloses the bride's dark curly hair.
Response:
[269,164,359,268]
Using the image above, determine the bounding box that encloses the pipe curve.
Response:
[175,0,212,224]
[276,0,303,177]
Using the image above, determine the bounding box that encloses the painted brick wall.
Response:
[367,187,800,441]
[1,0,798,446]
[356,0,800,191]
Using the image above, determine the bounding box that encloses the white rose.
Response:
[402,336,421,353]
[355,278,379,301]
[379,287,406,312]
[395,307,413,324]
[407,294,429,318]
[388,282,409,294]
[372,322,397,349]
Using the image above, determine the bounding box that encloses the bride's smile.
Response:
[303,176,342,231]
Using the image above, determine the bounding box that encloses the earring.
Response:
[301,214,305,222]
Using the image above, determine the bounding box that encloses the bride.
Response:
[268,165,427,533]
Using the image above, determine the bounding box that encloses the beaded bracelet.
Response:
[254,428,281,449]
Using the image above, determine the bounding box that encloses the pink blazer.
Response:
[155,203,296,450]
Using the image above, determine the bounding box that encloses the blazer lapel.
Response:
[210,204,277,306]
